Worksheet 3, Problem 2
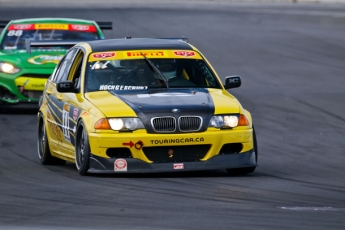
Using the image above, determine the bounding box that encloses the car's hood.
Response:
[86,88,240,118]
[0,49,67,69]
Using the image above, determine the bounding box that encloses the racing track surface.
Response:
[1,1,345,229]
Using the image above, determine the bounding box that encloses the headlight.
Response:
[108,118,145,131]
[0,62,21,74]
[209,115,239,128]
[209,114,249,128]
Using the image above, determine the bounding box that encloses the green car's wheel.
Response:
[75,121,90,175]
[37,113,66,165]
[227,126,258,175]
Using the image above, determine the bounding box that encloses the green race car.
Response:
[0,18,111,108]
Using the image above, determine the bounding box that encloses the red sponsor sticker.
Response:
[69,24,97,32]
[8,24,34,30]
[174,51,195,57]
[114,159,127,171]
[92,52,116,58]
[73,108,79,120]
[173,163,184,170]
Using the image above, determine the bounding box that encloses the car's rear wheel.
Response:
[75,121,90,175]
[226,126,258,175]
[37,113,66,165]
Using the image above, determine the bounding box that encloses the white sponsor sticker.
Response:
[99,85,148,90]
[114,159,127,171]
[173,163,184,170]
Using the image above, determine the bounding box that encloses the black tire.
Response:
[37,113,66,165]
[75,121,90,175]
[226,126,258,175]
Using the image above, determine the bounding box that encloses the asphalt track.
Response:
[0,2,345,230]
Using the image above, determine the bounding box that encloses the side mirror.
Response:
[224,75,241,89]
[56,81,74,93]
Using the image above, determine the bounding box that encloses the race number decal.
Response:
[62,104,71,143]
[7,30,23,36]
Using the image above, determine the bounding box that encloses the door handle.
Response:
[57,95,63,101]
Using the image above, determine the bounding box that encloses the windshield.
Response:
[86,58,222,92]
[1,23,100,50]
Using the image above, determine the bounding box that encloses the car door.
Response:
[44,60,65,150]
[47,48,79,159]
[58,48,87,157]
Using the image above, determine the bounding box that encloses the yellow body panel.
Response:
[15,77,47,91]
[85,91,137,117]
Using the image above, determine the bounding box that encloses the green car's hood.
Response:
[0,48,67,69]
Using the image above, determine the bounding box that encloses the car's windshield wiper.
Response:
[140,52,169,89]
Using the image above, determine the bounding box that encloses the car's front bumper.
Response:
[0,70,50,105]
[88,149,256,173]
[87,128,255,173]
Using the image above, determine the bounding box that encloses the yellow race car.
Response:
[32,37,258,175]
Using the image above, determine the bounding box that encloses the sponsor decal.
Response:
[126,51,165,57]
[35,24,68,30]
[28,55,63,65]
[150,138,204,145]
[174,51,196,57]
[92,52,116,59]
[174,163,184,170]
[114,159,127,171]
[70,24,96,32]
[73,108,79,120]
[99,85,148,90]
[123,141,134,148]
[8,24,34,30]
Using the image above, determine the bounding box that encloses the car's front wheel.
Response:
[226,126,258,175]
[37,113,66,165]
[75,121,90,175]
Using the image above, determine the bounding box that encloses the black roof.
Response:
[87,38,192,52]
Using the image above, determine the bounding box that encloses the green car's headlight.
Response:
[108,118,145,131]
[0,62,21,74]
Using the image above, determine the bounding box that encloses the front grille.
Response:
[151,116,176,132]
[143,144,210,163]
[178,116,202,132]
[151,116,203,133]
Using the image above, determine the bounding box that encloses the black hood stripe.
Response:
[110,88,215,133]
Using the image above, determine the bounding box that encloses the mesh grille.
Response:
[151,117,176,132]
[178,116,202,132]
[143,145,210,163]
